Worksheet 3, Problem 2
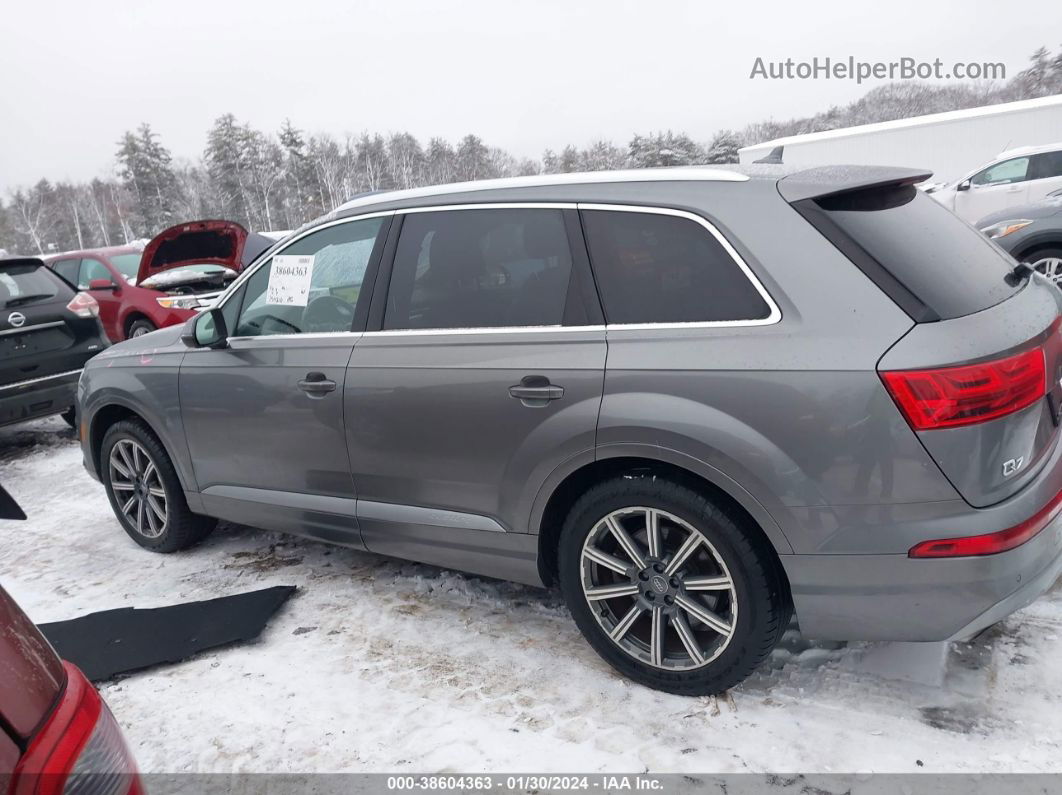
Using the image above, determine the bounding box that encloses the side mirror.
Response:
[956,179,971,192]
[88,278,117,291]
[181,308,228,349]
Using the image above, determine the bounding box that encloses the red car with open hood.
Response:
[44,220,276,342]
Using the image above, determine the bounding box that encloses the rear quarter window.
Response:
[580,209,774,325]
[804,186,1021,320]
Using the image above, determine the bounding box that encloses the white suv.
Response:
[932,142,1062,223]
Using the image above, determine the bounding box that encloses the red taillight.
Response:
[11,663,141,795]
[909,489,1062,558]
[65,293,99,319]
[881,346,1046,431]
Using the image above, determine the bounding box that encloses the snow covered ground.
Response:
[2,416,1062,775]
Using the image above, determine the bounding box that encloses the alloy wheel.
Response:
[1032,257,1062,285]
[579,507,738,670]
[108,439,168,539]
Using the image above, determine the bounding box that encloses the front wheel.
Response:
[1024,248,1062,286]
[558,477,790,695]
[100,419,216,552]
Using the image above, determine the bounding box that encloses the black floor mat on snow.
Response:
[39,585,296,682]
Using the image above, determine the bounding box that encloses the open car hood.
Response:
[137,220,275,284]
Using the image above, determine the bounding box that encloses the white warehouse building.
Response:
[738,94,1062,185]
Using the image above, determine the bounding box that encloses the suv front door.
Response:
[179,215,390,547]
[344,205,605,583]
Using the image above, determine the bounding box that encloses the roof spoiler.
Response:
[777,165,933,203]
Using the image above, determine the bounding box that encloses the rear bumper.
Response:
[783,508,1062,641]
[0,370,80,428]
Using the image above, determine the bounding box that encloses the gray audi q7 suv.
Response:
[77,165,1062,695]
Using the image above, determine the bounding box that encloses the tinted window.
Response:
[77,258,111,289]
[384,209,573,330]
[232,217,384,337]
[581,210,771,325]
[51,259,80,285]
[0,264,67,310]
[1029,151,1062,181]
[814,186,1019,320]
[972,157,1029,186]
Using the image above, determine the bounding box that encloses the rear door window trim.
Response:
[219,202,783,338]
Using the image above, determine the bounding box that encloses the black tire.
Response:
[126,318,157,339]
[100,419,216,552]
[558,476,791,696]
[60,407,77,429]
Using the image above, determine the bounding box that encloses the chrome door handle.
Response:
[297,372,336,396]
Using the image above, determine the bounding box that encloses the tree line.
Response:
[2,45,1061,257]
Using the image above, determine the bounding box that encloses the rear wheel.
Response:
[100,419,216,552]
[126,318,157,339]
[558,477,790,695]
[1023,248,1062,286]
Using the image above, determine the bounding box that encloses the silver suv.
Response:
[78,166,1062,695]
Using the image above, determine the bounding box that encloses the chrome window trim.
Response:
[577,203,782,328]
[218,201,782,338]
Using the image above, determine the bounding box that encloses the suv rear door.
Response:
[344,205,605,582]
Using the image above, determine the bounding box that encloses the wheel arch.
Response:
[533,447,793,588]
[121,311,153,339]
[1014,237,1062,263]
[88,401,191,493]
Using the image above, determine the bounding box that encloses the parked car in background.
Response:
[44,220,275,342]
[932,141,1062,223]
[0,483,142,794]
[77,167,1062,696]
[979,195,1062,284]
[1,258,107,429]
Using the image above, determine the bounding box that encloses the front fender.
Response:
[80,345,193,492]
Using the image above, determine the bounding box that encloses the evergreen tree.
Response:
[116,123,180,235]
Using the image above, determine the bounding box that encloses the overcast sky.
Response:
[1,0,1056,193]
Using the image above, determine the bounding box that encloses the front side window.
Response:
[972,157,1030,186]
[230,216,385,337]
[108,253,143,283]
[383,209,573,331]
[581,210,771,325]
[77,258,112,289]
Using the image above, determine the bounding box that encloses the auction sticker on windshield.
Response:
[266,255,314,306]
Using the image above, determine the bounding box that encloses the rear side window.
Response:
[1030,151,1062,181]
[0,263,68,310]
[384,209,573,330]
[581,209,772,325]
[809,186,1020,320]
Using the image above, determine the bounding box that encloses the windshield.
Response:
[0,264,66,310]
[109,252,143,283]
